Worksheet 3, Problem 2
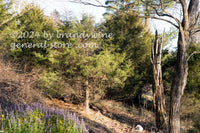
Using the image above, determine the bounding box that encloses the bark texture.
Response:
[145,0,150,28]
[85,80,90,113]
[169,1,199,133]
[151,30,168,132]
[169,31,189,133]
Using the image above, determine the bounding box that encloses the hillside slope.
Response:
[0,59,157,133]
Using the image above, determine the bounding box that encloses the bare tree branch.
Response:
[68,0,179,29]
[136,0,180,28]
[140,15,179,29]
[106,0,125,8]
[68,0,107,7]
[140,0,179,24]
[194,29,200,34]
[95,0,103,6]
[189,12,200,30]
[151,6,181,27]
[187,51,200,62]
[189,28,200,37]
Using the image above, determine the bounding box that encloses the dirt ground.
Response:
[46,99,157,133]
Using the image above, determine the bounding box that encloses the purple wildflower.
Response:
[50,127,52,133]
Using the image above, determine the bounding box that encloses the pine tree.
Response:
[0,0,14,50]
[102,9,152,100]
[9,4,57,71]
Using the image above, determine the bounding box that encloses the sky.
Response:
[27,0,177,50]
[32,0,106,22]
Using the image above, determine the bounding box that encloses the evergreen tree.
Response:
[187,44,200,98]
[0,0,15,53]
[43,13,132,112]
[102,9,152,101]
[9,4,57,71]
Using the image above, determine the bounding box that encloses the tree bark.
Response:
[169,30,189,133]
[169,1,199,132]
[151,30,168,132]
[145,0,150,28]
[85,80,90,113]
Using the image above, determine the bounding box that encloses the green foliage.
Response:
[187,44,200,99]
[40,71,65,98]
[194,117,200,132]
[86,50,132,96]
[161,50,176,93]
[64,14,132,99]
[0,0,12,26]
[102,10,152,99]
[34,13,132,100]
[162,28,178,47]
[9,4,57,70]
[0,0,17,52]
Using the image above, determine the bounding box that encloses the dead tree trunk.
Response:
[85,80,90,113]
[151,30,168,132]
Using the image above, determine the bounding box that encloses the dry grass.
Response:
[0,59,44,106]
[45,98,157,133]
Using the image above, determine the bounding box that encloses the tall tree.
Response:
[52,14,132,113]
[168,1,199,132]
[101,9,152,102]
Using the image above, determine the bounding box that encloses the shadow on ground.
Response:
[84,117,112,133]
[91,104,157,132]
